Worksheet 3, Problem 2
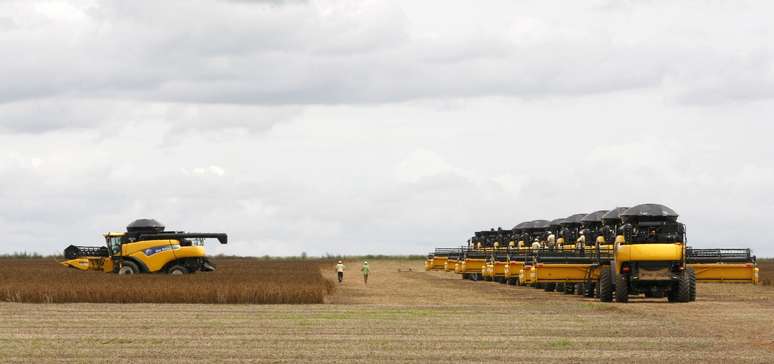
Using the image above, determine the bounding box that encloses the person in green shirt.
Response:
[361,261,370,285]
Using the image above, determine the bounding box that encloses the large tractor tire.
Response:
[615,274,629,303]
[584,282,596,298]
[669,270,692,303]
[168,265,189,275]
[563,283,574,295]
[688,268,697,302]
[543,283,556,292]
[599,269,613,302]
[574,283,584,296]
[118,261,140,275]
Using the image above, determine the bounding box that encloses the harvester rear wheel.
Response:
[615,274,629,303]
[688,268,697,302]
[599,269,613,302]
[118,261,140,275]
[168,265,189,275]
[670,270,691,303]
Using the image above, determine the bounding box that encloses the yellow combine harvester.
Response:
[425,203,760,304]
[597,204,695,303]
[61,219,227,275]
[457,230,500,281]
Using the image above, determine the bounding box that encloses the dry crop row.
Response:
[758,259,774,286]
[0,258,335,304]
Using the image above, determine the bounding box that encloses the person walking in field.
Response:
[336,260,345,283]
[361,261,370,285]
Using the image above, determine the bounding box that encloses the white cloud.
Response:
[0,1,773,257]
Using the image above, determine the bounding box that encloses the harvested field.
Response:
[0,258,334,304]
[0,259,772,363]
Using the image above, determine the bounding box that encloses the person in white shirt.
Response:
[336,260,345,283]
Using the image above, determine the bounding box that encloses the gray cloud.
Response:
[0,0,772,114]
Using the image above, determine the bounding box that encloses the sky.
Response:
[1,0,773,257]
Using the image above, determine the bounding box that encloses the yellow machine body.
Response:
[615,243,684,274]
[460,258,486,274]
[63,232,212,274]
[430,256,448,270]
[689,263,759,284]
[445,258,458,272]
[530,263,599,283]
[493,261,507,278]
[504,261,525,280]
[518,265,533,285]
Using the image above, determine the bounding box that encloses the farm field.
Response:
[0,258,334,304]
[1,259,773,363]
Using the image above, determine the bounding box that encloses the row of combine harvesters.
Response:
[425,204,759,302]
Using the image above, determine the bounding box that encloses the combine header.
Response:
[687,248,758,284]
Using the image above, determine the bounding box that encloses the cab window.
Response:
[109,237,122,255]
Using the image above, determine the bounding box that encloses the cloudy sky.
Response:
[1,0,773,257]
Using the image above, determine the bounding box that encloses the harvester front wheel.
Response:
[563,284,574,295]
[615,274,629,303]
[118,261,140,275]
[598,269,613,302]
[584,283,596,298]
[168,265,189,275]
[574,283,584,296]
[688,268,697,302]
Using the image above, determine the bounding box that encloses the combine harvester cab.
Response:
[61,218,227,275]
[525,220,551,288]
[459,231,490,280]
[598,204,695,303]
[503,222,532,285]
[462,229,498,280]
[557,213,587,252]
[489,228,511,283]
[687,248,758,284]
